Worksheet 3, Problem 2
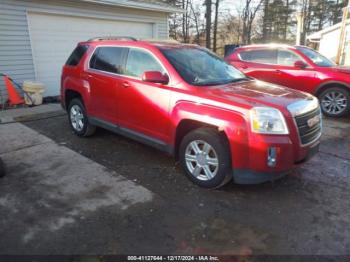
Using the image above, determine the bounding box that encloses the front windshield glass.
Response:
[297,47,335,67]
[159,46,247,86]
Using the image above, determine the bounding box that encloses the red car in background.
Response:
[225,44,350,117]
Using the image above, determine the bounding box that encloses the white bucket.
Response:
[23,81,45,106]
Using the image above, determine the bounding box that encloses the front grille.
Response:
[294,107,322,145]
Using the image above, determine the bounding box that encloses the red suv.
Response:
[225,44,350,117]
[61,38,321,188]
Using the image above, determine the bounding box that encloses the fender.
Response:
[170,100,251,169]
[315,80,350,96]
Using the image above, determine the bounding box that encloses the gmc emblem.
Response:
[307,115,320,128]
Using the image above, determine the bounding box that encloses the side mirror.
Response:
[294,60,307,69]
[142,71,169,85]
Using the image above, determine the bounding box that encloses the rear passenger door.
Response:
[237,48,278,84]
[87,46,128,123]
[117,48,171,143]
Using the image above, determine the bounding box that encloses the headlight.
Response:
[250,107,289,134]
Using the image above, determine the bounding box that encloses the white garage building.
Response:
[0,0,182,98]
[307,19,350,65]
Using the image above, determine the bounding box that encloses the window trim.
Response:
[238,48,308,67]
[87,45,171,84]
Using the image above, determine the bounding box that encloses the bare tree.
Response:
[182,0,191,43]
[190,1,201,44]
[241,0,264,44]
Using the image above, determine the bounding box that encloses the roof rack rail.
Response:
[142,38,180,44]
[87,36,138,42]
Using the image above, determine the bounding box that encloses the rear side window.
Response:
[90,46,128,74]
[66,45,89,66]
[239,49,277,64]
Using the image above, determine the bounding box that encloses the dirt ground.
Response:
[0,110,349,257]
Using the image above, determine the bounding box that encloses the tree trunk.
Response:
[205,0,212,49]
[213,0,220,52]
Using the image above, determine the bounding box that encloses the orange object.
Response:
[3,75,24,106]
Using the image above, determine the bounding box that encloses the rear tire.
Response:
[319,87,350,117]
[68,98,96,137]
[179,128,232,189]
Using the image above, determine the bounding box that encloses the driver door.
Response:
[270,48,317,93]
[117,48,171,143]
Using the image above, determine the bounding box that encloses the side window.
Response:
[66,45,89,66]
[90,46,128,74]
[125,49,165,78]
[277,49,303,66]
[239,49,277,64]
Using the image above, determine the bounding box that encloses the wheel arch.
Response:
[174,119,231,160]
[315,81,350,97]
[65,89,83,110]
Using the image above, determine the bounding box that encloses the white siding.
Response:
[318,25,350,64]
[0,0,169,101]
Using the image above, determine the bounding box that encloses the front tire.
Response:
[319,87,350,117]
[68,98,96,137]
[179,128,232,188]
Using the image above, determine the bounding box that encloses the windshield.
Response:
[159,46,247,86]
[297,47,335,67]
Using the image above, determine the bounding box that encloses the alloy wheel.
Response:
[70,105,85,132]
[321,91,348,115]
[185,140,219,181]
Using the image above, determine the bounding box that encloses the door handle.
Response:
[241,65,248,69]
[122,81,130,88]
[275,69,282,74]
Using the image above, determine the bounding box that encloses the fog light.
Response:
[267,147,277,167]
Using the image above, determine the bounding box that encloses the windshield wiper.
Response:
[224,77,251,84]
[193,77,251,86]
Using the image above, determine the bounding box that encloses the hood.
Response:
[203,79,314,110]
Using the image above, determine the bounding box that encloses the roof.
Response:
[307,19,350,42]
[238,43,297,49]
[77,0,184,13]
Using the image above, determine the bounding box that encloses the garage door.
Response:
[27,12,154,96]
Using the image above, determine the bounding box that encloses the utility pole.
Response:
[336,0,350,65]
[296,11,305,46]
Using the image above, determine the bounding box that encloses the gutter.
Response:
[77,0,185,13]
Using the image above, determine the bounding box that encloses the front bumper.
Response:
[233,169,290,184]
[232,141,320,184]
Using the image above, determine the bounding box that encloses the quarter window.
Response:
[239,49,277,64]
[90,46,128,74]
[66,45,89,66]
[125,49,165,78]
